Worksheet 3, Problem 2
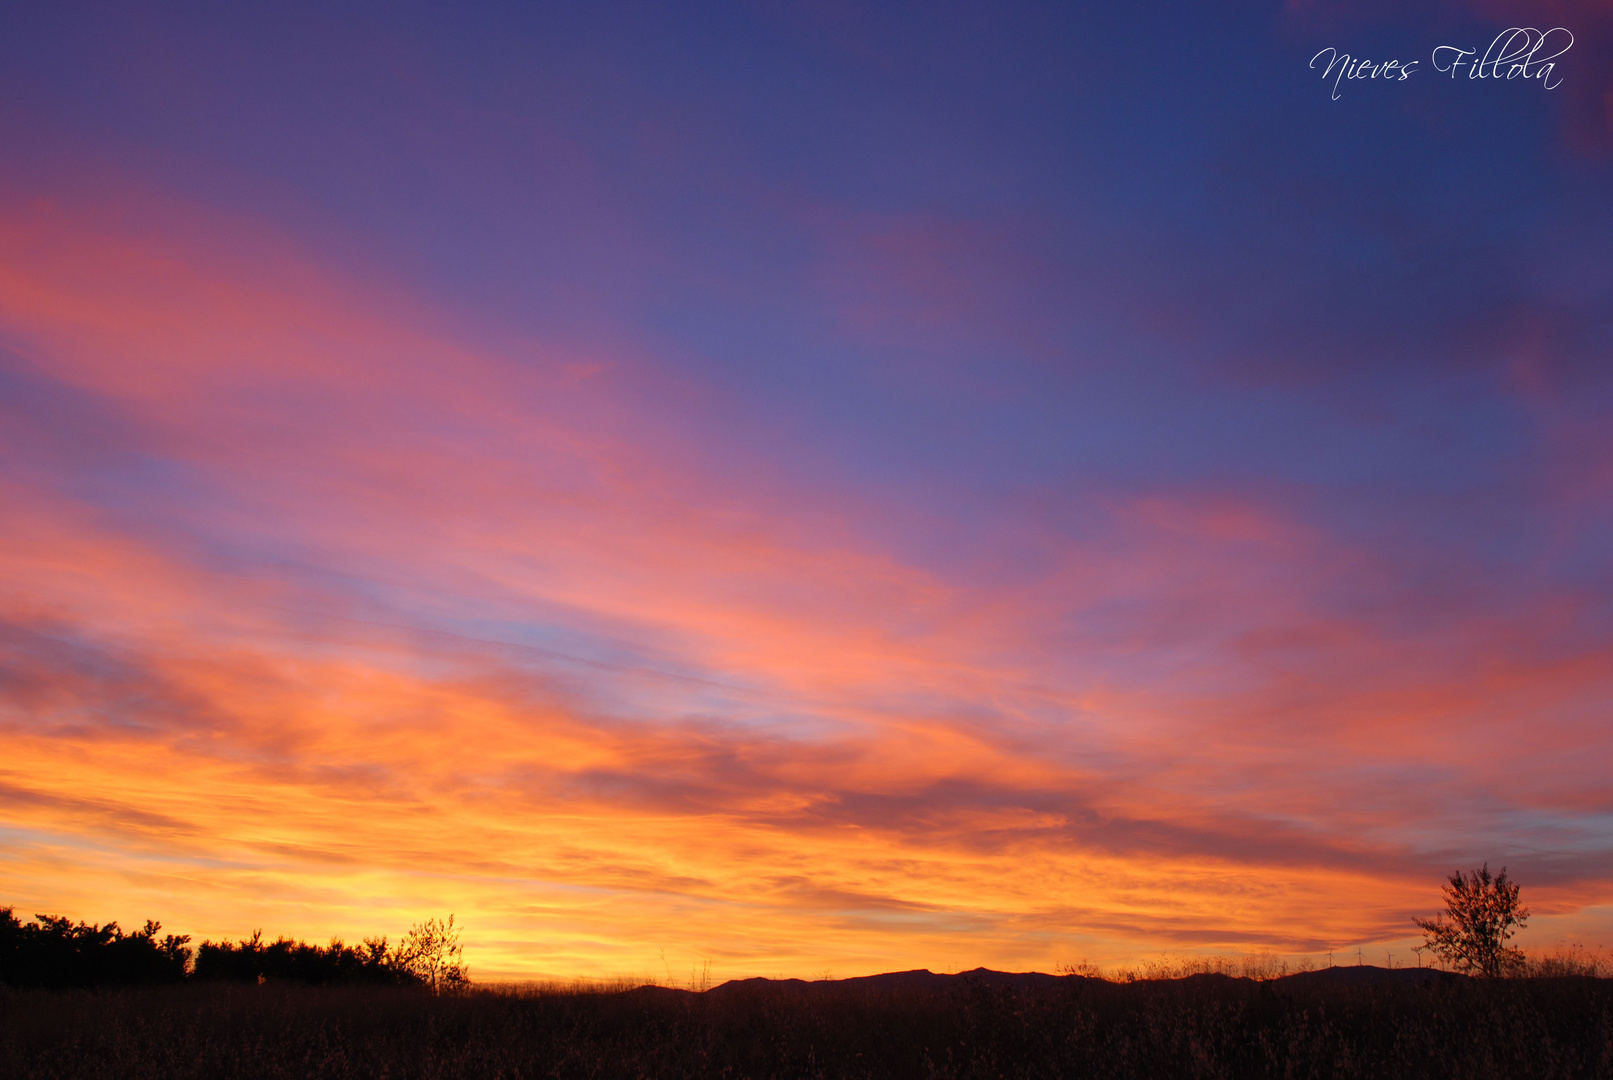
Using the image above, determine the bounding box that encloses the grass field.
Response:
[3,967,1611,1079]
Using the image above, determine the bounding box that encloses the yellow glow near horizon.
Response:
[2,194,1610,980]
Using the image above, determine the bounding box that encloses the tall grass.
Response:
[1071,947,1612,982]
[1082,953,1321,983]
[3,965,1609,1079]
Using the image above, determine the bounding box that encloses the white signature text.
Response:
[1310,28,1573,100]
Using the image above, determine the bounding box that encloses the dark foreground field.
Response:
[3,968,1610,1079]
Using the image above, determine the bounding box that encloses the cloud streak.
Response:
[2,1,1612,977]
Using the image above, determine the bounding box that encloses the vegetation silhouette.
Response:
[2,966,1611,1079]
[1,906,463,991]
[5,899,1610,1076]
[0,908,190,989]
[193,929,411,986]
[391,914,467,993]
[1414,863,1531,977]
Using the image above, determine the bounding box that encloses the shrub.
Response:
[0,907,191,989]
[1414,863,1530,977]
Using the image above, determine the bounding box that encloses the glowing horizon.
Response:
[2,1,1611,981]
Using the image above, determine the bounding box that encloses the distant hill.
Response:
[1274,964,1466,987]
[677,964,1469,996]
[706,967,1069,997]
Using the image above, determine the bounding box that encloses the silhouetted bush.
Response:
[192,930,415,986]
[0,907,191,989]
[1,906,427,990]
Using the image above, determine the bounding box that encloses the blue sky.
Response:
[1,0,1610,976]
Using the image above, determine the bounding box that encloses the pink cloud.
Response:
[2,184,1610,977]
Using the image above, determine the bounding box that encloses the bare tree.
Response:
[392,915,467,992]
[1414,864,1528,977]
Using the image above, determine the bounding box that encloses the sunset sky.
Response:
[2,1,1611,981]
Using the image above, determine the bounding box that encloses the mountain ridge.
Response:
[630,964,1474,996]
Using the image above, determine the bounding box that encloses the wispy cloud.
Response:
[2,1,1611,976]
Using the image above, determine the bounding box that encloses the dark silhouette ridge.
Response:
[663,964,1471,998]
[704,967,1075,997]
[1278,964,1465,987]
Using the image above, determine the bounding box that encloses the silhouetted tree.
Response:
[3,903,467,989]
[1414,864,1529,977]
[193,929,415,985]
[0,907,190,988]
[392,914,466,993]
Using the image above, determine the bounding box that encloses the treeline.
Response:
[0,907,459,990]
[192,930,411,986]
[0,910,191,989]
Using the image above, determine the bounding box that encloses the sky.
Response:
[1,0,1611,981]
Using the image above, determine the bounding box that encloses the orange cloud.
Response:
[2,185,1610,979]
